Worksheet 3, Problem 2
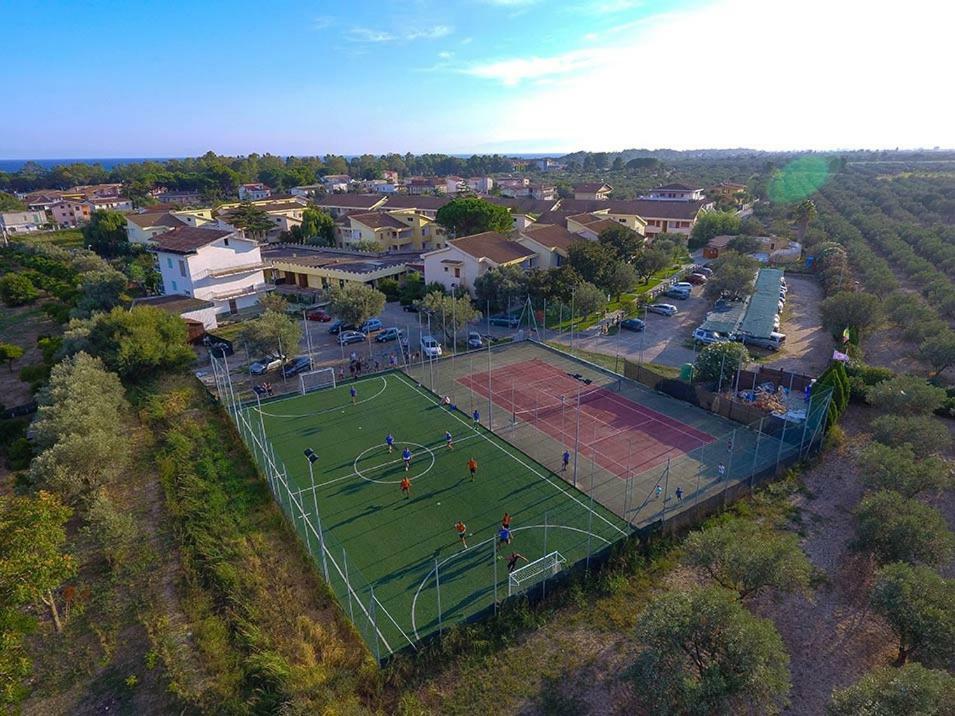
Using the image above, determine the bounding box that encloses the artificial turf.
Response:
[247,370,629,656]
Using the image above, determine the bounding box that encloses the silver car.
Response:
[647,303,678,316]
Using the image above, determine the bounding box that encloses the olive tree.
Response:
[419,292,481,345]
[858,443,953,497]
[828,663,955,715]
[327,283,386,327]
[855,491,954,566]
[865,375,947,415]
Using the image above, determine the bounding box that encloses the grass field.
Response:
[244,371,628,656]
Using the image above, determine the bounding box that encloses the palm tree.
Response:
[794,199,817,242]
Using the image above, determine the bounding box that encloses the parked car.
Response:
[375,327,404,343]
[359,318,383,334]
[488,314,520,327]
[305,308,331,322]
[694,266,714,277]
[327,320,356,334]
[281,356,312,378]
[672,281,693,291]
[250,354,285,375]
[665,287,691,300]
[686,273,708,285]
[467,331,483,349]
[420,335,443,358]
[401,302,419,312]
[620,318,646,332]
[737,331,787,351]
[647,303,679,316]
[339,330,366,345]
[202,335,234,356]
[692,328,730,345]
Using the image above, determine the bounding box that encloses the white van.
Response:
[420,335,443,358]
[692,328,730,345]
[739,332,786,351]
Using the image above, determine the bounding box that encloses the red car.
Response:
[686,273,708,285]
[306,308,332,322]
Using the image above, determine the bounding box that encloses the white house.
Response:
[466,176,493,194]
[0,210,49,234]
[152,226,271,315]
[290,184,324,199]
[238,183,271,201]
[422,231,535,295]
[132,294,219,331]
[642,183,705,201]
[573,183,613,201]
[125,209,215,245]
[516,223,578,269]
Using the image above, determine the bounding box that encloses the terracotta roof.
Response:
[448,232,535,265]
[382,194,452,211]
[152,226,234,254]
[126,212,184,229]
[581,218,621,235]
[521,223,579,252]
[350,212,408,230]
[574,182,612,193]
[605,199,708,220]
[314,194,387,210]
[485,196,558,215]
[566,212,603,225]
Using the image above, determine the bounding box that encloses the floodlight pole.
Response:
[302,308,313,365]
[434,556,443,635]
[572,388,582,488]
[342,548,354,621]
[305,450,329,581]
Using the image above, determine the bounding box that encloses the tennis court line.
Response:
[395,373,628,538]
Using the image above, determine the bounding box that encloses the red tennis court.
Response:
[458,358,715,478]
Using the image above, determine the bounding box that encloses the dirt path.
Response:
[765,275,832,376]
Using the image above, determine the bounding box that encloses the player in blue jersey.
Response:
[385,433,395,453]
[349,386,357,404]
[402,447,412,471]
[445,430,454,449]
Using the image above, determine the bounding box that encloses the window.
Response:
[444,266,448,272]
[167,257,173,268]
[454,267,461,278]
[178,259,187,277]
[171,280,177,291]
[224,237,229,246]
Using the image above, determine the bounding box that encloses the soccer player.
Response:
[501,512,511,529]
[350,386,358,404]
[498,526,512,545]
[675,486,684,500]
[454,520,468,549]
[443,395,452,408]
[400,476,411,498]
[402,447,412,471]
[505,552,527,573]
[385,433,395,453]
[472,409,480,424]
[445,430,454,449]
[562,450,570,472]
[467,457,478,480]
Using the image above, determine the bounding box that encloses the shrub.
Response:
[0,273,39,306]
[829,663,955,715]
[855,491,954,566]
[869,414,951,455]
[866,375,948,415]
[844,362,894,402]
[858,443,953,497]
[694,342,750,387]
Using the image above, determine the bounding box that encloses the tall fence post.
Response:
[435,556,443,636]
[343,548,354,621]
[750,417,765,494]
[369,585,381,662]
[492,536,499,613]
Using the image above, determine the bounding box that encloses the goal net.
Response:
[508,551,567,597]
[299,367,336,395]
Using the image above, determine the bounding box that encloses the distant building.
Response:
[49,199,92,227]
[152,190,203,206]
[290,184,324,199]
[238,183,271,201]
[466,176,493,194]
[515,223,578,268]
[321,174,352,193]
[0,210,49,234]
[642,183,705,201]
[407,177,447,195]
[151,226,270,315]
[125,209,216,245]
[573,182,613,201]
[264,244,414,292]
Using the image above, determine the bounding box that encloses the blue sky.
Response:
[1,0,952,158]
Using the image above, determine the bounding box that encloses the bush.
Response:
[844,362,894,402]
[694,342,750,387]
[858,443,953,497]
[5,437,33,471]
[869,414,951,455]
[855,490,954,566]
[0,273,39,306]
[866,375,948,415]
[829,663,955,715]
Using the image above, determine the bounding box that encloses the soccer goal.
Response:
[508,551,567,597]
[299,367,336,395]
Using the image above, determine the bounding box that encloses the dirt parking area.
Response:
[764,275,832,376]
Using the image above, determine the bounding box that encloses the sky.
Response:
[1,0,953,158]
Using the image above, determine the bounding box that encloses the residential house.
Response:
[22,191,65,212]
[379,209,448,251]
[466,176,493,194]
[238,183,271,201]
[381,170,399,183]
[371,181,399,194]
[290,184,324,199]
[422,231,535,295]
[344,212,415,251]
[380,194,451,218]
[497,177,530,197]
[314,193,387,218]
[642,183,705,201]
[444,176,467,194]
[132,294,219,333]
[217,199,307,241]
[50,199,92,227]
[535,158,563,171]
[704,234,801,264]
[86,196,133,212]
[407,177,447,195]
[566,213,624,241]
[152,226,270,315]
[573,182,613,201]
[0,210,49,234]
[604,199,710,239]
[151,190,203,206]
[126,209,216,245]
[515,223,578,268]
[485,196,558,231]
[529,183,557,201]
[263,245,413,292]
[321,174,352,193]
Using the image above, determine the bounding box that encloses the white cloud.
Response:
[312,16,334,30]
[438,51,455,59]
[588,0,642,12]
[480,0,542,6]
[463,0,955,150]
[348,24,452,43]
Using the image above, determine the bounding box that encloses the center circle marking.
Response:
[353,441,436,484]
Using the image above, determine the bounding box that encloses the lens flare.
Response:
[768,155,830,203]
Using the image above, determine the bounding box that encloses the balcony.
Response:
[206,282,274,301]
[193,262,264,281]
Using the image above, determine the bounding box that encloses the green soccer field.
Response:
[243,370,629,657]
